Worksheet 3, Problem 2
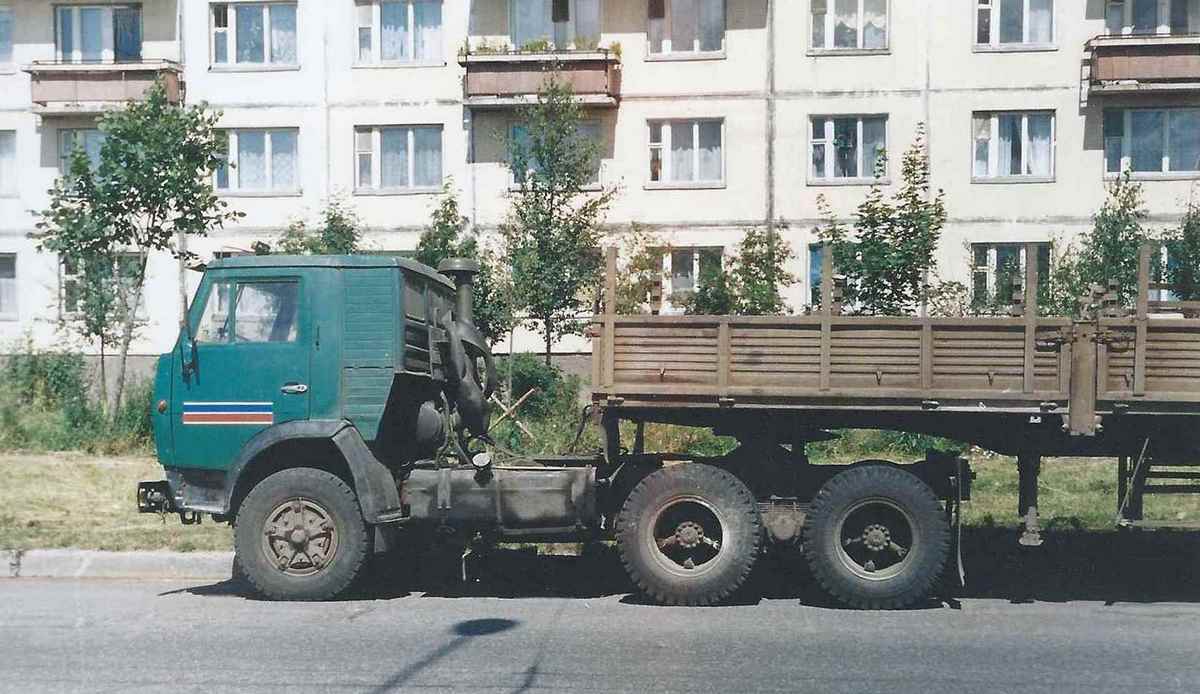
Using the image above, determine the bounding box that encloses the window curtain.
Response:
[997,114,1020,176]
[698,121,722,180]
[382,1,408,60]
[0,9,14,63]
[513,0,552,49]
[79,8,103,62]
[1103,110,1124,173]
[973,116,991,177]
[269,5,297,64]
[1172,0,1200,32]
[1026,114,1052,176]
[833,117,856,177]
[862,117,886,177]
[999,0,1023,43]
[237,131,266,188]
[0,132,13,194]
[862,0,887,49]
[1169,111,1200,172]
[699,0,724,52]
[1131,110,1164,171]
[0,255,14,317]
[114,8,142,62]
[413,127,441,187]
[672,0,698,51]
[670,122,694,181]
[381,129,409,187]
[576,0,601,48]
[1132,0,1157,33]
[1029,0,1053,43]
[833,0,857,48]
[270,131,297,189]
[236,5,265,63]
[413,1,441,60]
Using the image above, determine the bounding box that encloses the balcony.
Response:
[459,50,621,109]
[23,60,183,116]
[1085,34,1200,98]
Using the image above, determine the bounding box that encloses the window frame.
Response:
[215,128,302,195]
[58,127,106,175]
[193,277,302,345]
[352,124,444,194]
[54,4,143,64]
[970,242,1051,310]
[1104,107,1200,179]
[354,0,444,67]
[971,110,1057,183]
[809,0,891,54]
[974,0,1057,51]
[647,0,727,59]
[808,114,889,185]
[509,0,603,51]
[509,119,603,189]
[645,118,726,189]
[210,2,299,70]
[59,252,148,320]
[1105,0,1200,35]
[0,252,16,321]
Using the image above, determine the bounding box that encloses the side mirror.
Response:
[180,338,197,375]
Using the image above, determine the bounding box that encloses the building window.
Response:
[216,129,299,192]
[59,128,106,174]
[648,0,725,55]
[975,0,1054,47]
[668,247,722,295]
[0,254,15,320]
[972,111,1055,180]
[55,5,142,63]
[810,115,886,181]
[511,0,601,50]
[1106,0,1200,35]
[356,1,443,64]
[811,0,888,51]
[0,6,13,66]
[648,119,724,185]
[355,125,442,191]
[1105,108,1200,176]
[510,121,601,185]
[971,242,1050,310]
[60,253,146,318]
[211,3,298,66]
[0,131,14,195]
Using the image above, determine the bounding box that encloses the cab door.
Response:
[171,272,311,470]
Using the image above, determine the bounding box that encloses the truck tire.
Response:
[235,467,371,601]
[616,463,762,606]
[802,463,949,609]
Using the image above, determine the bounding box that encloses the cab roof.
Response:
[207,254,455,289]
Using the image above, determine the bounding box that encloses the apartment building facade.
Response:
[0,0,1197,359]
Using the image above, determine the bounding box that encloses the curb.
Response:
[1,549,234,580]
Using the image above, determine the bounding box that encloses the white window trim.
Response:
[210,2,299,70]
[0,253,16,321]
[971,111,1056,183]
[971,243,1050,305]
[809,0,891,54]
[355,0,444,67]
[808,114,889,185]
[1106,107,1200,179]
[973,0,1057,51]
[644,118,727,190]
[647,0,727,59]
[353,125,443,195]
[217,129,302,195]
[1105,0,1195,35]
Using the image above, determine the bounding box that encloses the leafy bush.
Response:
[496,353,581,420]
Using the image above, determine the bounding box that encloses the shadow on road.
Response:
[166,527,1200,607]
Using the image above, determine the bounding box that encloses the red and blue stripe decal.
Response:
[181,402,273,426]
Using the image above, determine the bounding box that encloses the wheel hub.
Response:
[262,498,338,577]
[862,524,890,552]
[674,521,704,549]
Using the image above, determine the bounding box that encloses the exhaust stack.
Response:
[438,258,479,325]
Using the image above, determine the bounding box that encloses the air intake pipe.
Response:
[437,258,496,439]
[438,258,478,326]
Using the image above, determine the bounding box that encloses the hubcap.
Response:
[262,498,338,577]
[647,497,726,576]
[835,498,916,581]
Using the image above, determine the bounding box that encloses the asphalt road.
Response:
[1,573,1199,694]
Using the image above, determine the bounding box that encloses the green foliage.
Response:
[416,183,516,343]
[272,195,362,255]
[1043,173,1151,316]
[613,224,666,314]
[1165,198,1200,302]
[926,279,971,318]
[816,125,946,315]
[678,227,796,316]
[495,353,580,420]
[35,80,240,417]
[519,38,554,52]
[807,429,962,464]
[684,262,739,315]
[503,76,617,363]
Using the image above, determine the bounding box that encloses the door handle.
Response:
[281,383,309,395]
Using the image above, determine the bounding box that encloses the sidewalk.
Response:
[2,549,234,580]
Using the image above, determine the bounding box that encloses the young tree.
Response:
[678,227,795,316]
[261,195,362,255]
[1166,198,1200,301]
[816,125,946,315]
[416,183,515,344]
[613,223,666,314]
[35,82,240,416]
[502,76,617,365]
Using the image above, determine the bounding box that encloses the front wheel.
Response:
[235,467,371,601]
[802,464,949,609]
[616,463,762,606]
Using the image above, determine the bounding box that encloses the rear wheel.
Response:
[802,464,949,609]
[616,463,761,606]
[235,467,371,601]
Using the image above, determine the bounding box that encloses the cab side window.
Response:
[195,281,233,343]
[234,281,299,343]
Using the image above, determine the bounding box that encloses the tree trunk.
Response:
[97,338,108,416]
[112,312,136,418]
[543,319,553,367]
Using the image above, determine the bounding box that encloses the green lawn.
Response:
[1,450,1197,552]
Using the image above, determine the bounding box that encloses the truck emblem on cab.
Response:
[181,402,273,426]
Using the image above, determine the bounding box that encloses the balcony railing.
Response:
[1085,34,1200,96]
[459,50,621,109]
[23,59,183,116]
